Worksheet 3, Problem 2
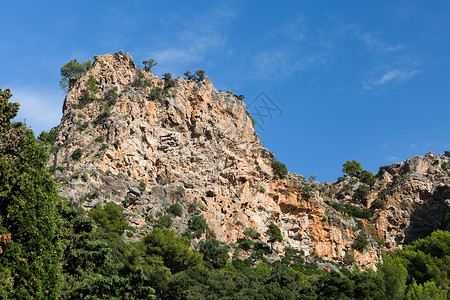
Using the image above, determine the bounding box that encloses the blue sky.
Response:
[1,1,449,182]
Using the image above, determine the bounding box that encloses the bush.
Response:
[353,234,368,251]
[272,160,288,177]
[148,86,165,100]
[104,87,118,106]
[371,199,386,210]
[71,148,83,161]
[344,251,355,264]
[157,214,173,228]
[103,106,112,116]
[139,181,146,192]
[266,223,283,244]
[244,227,261,239]
[331,202,371,219]
[188,214,209,237]
[167,203,183,217]
[239,240,255,250]
[86,75,98,100]
[198,239,229,269]
[89,202,128,236]
[444,151,450,158]
[354,184,370,199]
[360,169,375,185]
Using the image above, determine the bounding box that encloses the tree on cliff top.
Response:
[0,88,64,298]
[342,160,362,176]
[60,58,93,91]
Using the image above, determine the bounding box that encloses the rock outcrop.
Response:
[47,52,450,269]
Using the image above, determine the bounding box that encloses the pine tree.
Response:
[0,88,64,298]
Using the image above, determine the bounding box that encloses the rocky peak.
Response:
[47,52,450,269]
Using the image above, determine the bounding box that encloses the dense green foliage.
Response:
[60,58,93,91]
[71,147,83,161]
[331,201,372,219]
[266,222,283,245]
[1,88,449,299]
[354,184,370,199]
[59,203,156,299]
[167,203,183,216]
[89,202,128,236]
[272,160,288,177]
[86,75,99,100]
[0,88,64,298]
[342,160,362,176]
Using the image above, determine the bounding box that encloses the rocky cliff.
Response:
[47,52,450,269]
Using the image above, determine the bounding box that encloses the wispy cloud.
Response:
[249,50,327,80]
[357,32,403,53]
[364,68,420,89]
[281,14,306,41]
[146,6,236,68]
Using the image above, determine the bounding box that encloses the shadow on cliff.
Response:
[404,184,450,244]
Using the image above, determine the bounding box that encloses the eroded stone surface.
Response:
[48,52,450,269]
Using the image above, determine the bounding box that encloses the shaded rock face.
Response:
[48,52,450,269]
[375,152,450,247]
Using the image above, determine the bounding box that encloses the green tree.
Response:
[0,88,64,298]
[354,184,370,199]
[126,227,202,275]
[272,160,288,177]
[184,71,195,80]
[89,202,128,236]
[156,214,173,228]
[195,69,206,80]
[353,234,369,251]
[381,253,408,300]
[405,281,447,300]
[360,169,376,185]
[343,160,362,176]
[71,147,83,161]
[86,75,98,100]
[266,223,283,251]
[143,58,157,71]
[60,58,93,91]
[167,203,183,216]
[162,72,172,80]
[198,239,229,269]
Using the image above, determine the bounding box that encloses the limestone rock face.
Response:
[48,52,450,269]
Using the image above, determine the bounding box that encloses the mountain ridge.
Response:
[46,51,450,269]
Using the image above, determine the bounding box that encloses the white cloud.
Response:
[249,50,326,80]
[10,87,63,134]
[146,6,235,68]
[364,69,420,89]
[357,32,403,53]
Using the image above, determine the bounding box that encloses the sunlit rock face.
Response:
[48,52,450,269]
